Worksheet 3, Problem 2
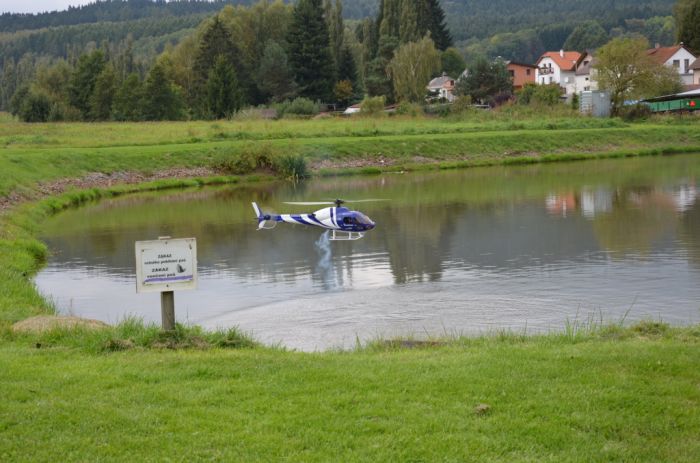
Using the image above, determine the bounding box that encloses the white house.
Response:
[574,52,597,93]
[426,72,457,102]
[535,50,582,95]
[647,44,697,85]
[691,58,700,86]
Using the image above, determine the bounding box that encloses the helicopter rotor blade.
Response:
[283,201,336,206]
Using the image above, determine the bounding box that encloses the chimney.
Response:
[560,49,564,58]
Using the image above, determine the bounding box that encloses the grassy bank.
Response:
[1,322,699,461]
[1,113,700,460]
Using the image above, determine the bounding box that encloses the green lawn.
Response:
[1,113,699,461]
[1,324,699,462]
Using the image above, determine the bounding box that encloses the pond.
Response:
[36,154,700,350]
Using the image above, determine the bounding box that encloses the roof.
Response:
[642,88,700,102]
[427,73,455,89]
[646,45,695,64]
[575,54,595,76]
[536,51,582,72]
[506,61,538,69]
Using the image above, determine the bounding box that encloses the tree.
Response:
[18,89,52,122]
[68,50,106,119]
[441,47,466,78]
[387,35,441,102]
[334,79,353,105]
[257,40,297,103]
[454,58,512,105]
[140,61,185,121]
[594,37,682,115]
[288,0,336,101]
[192,16,244,112]
[206,55,242,119]
[564,20,609,52]
[418,0,452,50]
[112,73,142,121]
[90,64,117,121]
[675,0,700,53]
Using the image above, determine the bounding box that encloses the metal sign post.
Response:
[135,236,197,331]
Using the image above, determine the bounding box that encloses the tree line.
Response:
[8,0,464,121]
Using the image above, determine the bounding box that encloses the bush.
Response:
[450,95,473,114]
[395,101,424,116]
[619,103,652,121]
[517,83,562,106]
[19,90,52,122]
[274,97,320,117]
[216,144,308,179]
[359,95,385,116]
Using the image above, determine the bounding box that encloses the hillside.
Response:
[0,0,679,62]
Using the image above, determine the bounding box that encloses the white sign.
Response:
[135,238,197,293]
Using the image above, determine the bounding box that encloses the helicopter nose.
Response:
[367,220,376,230]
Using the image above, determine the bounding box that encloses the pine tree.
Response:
[68,50,106,119]
[423,0,452,50]
[112,73,142,121]
[257,40,297,103]
[676,0,700,54]
[193,16,245,112]
[206,55,242,119]
[90,64,117,121]
[141,61,185,121]
[287,0,335,101]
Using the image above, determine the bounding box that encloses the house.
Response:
[574,52,597,93]
[427,72,456,102]
[647,44,697,85]
[535,50,583,95]
[506,61,537,90]
[691,58,700,85]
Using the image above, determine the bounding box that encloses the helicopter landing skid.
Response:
[329,230,364,241]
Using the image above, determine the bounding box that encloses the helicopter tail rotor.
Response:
[251,202,277,230]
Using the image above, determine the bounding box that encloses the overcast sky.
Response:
[0,1,101,15]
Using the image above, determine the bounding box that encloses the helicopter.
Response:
[251,199,384,241]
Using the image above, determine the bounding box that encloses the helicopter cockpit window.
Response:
[343,217,352,224]
[355,213,372,225]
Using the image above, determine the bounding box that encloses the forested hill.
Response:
[0,0,681,66]
[445,0,676,41]
[0,1,247,33]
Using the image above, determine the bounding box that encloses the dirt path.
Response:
[0,167,220,213]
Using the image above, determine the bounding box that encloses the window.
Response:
[549,77,553,84]
[673,60,680,68]
[509,70,515,77]
[526,69,531,76]
[685,59,690,73]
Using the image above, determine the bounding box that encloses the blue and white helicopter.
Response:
[251,199,383,240]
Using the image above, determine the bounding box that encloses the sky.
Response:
[0,1,100,14]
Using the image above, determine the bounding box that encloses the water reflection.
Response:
[35,155,700,350]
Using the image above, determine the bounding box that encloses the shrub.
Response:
[619,103,652,121]
[19,90,52,122]
[517,83,562,106]
[215,144,308,179]
[360,95,386,116]
[274,97,320,117]
[395,101,424,116]
[450,95,473,114]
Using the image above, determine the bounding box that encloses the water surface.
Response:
[36,155,700,350]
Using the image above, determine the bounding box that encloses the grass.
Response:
[1,111,699,460]
[1,321,699,461]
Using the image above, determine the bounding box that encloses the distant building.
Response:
[691,58,700,85]
[427,72,456,102]
[535,50,583,96]
[647,44,697,85]
[574,52,597,93]
[506,61,537,90]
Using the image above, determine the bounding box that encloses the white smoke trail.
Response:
[314,230,335,288]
